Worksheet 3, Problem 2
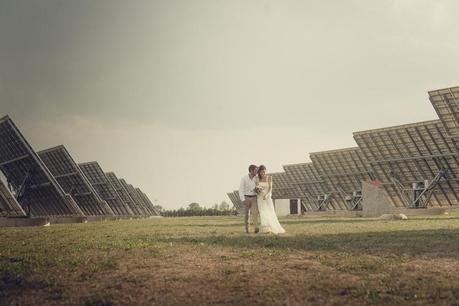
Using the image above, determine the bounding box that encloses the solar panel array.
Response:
[106,172,142,215]
[79,162,134,215]
[223,85,459,212]
[0,116,84,217]
[353,120,459,208]
[144,190,160,216]
[137,189,159,216]
[3,85,459,218]
[38,146,114,216]
[429,86,459,144]
[0,115,160,220]
[283,163,341,211]
[119,178,150,215]
[309,147,374,210]
[0,179,26,217]
[227,190,244,213]
[136,187,159,216]
[270,172,298,200]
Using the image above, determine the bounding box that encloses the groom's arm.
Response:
[238,177,246,202]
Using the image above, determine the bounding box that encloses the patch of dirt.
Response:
[2,245,459,306]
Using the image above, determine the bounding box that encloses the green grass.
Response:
[1,213,459,305]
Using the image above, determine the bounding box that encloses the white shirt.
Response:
[239,174,257,201]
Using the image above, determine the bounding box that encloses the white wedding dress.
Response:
[257,181,285,234]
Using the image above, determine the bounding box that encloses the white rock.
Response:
[378,213,408,220]
[398,213,408,220]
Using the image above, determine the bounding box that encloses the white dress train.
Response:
[257,181,285,234]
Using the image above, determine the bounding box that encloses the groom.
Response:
[239,165,260,234]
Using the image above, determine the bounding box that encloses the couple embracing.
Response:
[239,165,285,234]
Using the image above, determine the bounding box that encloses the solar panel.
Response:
[119,178,149,216]
[105,172,142,215]
[141,189,161,216]
[354,120,459,208]
[136,189,159,216]
[0,115,83,217]
[38,146,114,216]
[0,179,26,217]
[135,188,159,216]
[309,147,375,210]
[283,163,325,211]
[282,164,313,211]
[79,162,134,215]
[429,86,459,144]
[269,172,298,200]
[283,162,342,211]
[227,190,244,213]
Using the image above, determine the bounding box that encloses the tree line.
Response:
[155,201,239,217]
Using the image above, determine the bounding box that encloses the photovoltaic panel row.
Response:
[135,188,155,215]
[227,191,244,213]
[0,179,26,217]
[283,163,342,211]
[79,162,134,215]
[270,172,298,200]
[227,192,238,208]
[0,116,83,217]
[132,186,154,216]
[136,187,159,216]
[141,190,161,216]
[354,120,459,208]
[280,164,309,206]
[283,164,314,211]
[283,163,324,210]
[38,146,114,216]
[119,178,149,216]
[429,86,459,145]
[283,164,317,211]
[106,172,142,215]
[136,189,158,216]
[309,147,374,210]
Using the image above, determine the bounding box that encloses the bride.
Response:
[256,165,286,234]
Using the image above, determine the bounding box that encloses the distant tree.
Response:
[188,202,201,210]
[219,201,230,211]
[160,200,240,217]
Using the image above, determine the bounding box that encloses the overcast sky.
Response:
[1,0,458,209]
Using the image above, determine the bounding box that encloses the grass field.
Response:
[1,213,459,305]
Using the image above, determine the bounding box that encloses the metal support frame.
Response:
[390,169,447,208]
[336,186,362,210]
[300,198,312,212]
[13,170,32,216]
[306,192,319,211]
[317,193,332,211]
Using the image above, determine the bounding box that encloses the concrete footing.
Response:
[0,217,50,227]
[86,215,144,222]
[299,210,357,218]
[1,214,159,227]
[48,216,88,224]
[298,207,451,218]
[88,216,119,222]
[393,207,446,216]
[86,216,107,222]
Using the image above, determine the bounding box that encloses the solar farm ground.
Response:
[1,214,459,305]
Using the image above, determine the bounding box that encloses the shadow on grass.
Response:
[157,228,459,259]
[150,216,459,228]
[149,218,398,227]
